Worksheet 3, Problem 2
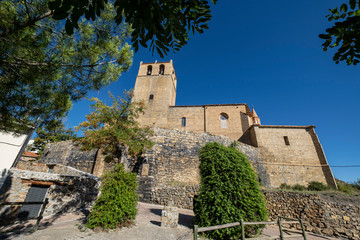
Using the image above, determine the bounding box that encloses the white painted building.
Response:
[0,130,33,188]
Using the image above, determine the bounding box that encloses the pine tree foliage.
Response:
[0,0,133,133]
[28,120,77,156]
[76,91,154,162]
[194,142,268,239]
[85,163,138,229]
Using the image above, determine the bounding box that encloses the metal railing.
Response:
[1,198,49,232]
[194,216,307,240]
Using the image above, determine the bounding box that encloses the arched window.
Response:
[147,65,152,75]
[149,94,154,100]
[159,64,165,75]
[220,113,228,128]
[181,117,186,127]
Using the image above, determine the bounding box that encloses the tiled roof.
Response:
[22,151,39,157]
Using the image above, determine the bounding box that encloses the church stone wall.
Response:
[132,61,177,128]
[133,61,255,141]
[204,105,250,140]
[165,104,253,141]
[168,106,205,133]
[250,125,337,188]
[137,128,335,207]
[133,75,174,127]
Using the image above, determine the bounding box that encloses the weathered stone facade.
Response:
[37,127,336,201]
[0,166,99,219]
[136,128,336,206]
[241,125,336,188]
[37,141,118,177]
[264,191,360,240]
[39,141,98,174]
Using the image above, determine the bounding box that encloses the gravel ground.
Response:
[0,202,339,240]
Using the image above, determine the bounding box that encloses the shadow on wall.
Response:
[149,208,194,228]
[0,208,91,240]
[0,171,99,239]
[0,172,37,240]
[0,171,14,222]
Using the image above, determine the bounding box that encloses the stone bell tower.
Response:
[132,60,177,128]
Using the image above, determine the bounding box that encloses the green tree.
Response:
[1,0,218,134]
[320,0,360,65]
[0,0,133,133]
[48,0,218,57]
[85,163,138,229]
[28,120,77,156]
[194,142,267,239]
[75,91,154,162]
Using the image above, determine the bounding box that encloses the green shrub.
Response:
[194,142,268,239]
[292,184,306,191]
[85,163,138,229]
[337,181,355,194]
[350,179,360,191]
[307,181,329,191]
[336,179,360,194]
[280,183,306,191]
[280,183,292,190]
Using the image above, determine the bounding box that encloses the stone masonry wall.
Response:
[250,126,337,188]
[0,169,99,219]
[137,127,334,205]
[39,140,98,174]
[16,160,94,176]
[138,178,359,239]
[138,127,272,206]
[264,191,360,240]
[38,141,122,177]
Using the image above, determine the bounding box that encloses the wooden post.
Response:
[298,218,307,240]
[193,225,198,240]
[33,198,48,232]
[240,219,245,240]
[278,218,284,240]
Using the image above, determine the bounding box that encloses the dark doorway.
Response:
[18,185,49,219]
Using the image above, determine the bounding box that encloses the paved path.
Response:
[0,202,338,240]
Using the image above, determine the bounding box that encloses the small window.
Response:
[159,64,165,75]
[220,113,228,128]
[149,94,154,100]
[181,117,186,127]
[284,136,290,145]
[147,65,152,75]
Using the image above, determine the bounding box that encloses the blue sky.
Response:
[65,0,360,183]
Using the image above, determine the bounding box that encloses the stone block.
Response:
[161,206,179,228]
[141,164,150,176]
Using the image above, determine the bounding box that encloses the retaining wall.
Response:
[0,168,99,219]
[265,191,360,240]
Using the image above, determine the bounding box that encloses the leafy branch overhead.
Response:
[320,0,360,65]
[49,0,217,57]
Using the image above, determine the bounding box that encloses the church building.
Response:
[132,60,337,188]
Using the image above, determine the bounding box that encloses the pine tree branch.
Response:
[1,58,118,67]
[0,10,53,38]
